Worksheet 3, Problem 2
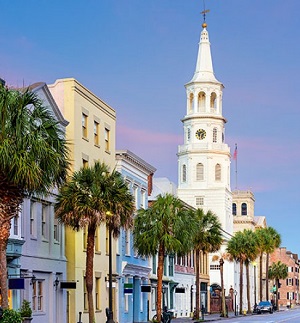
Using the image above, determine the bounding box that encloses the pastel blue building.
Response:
[115,150,156,323]
[13,83,68,323]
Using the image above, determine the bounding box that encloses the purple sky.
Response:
[2,1,300,255]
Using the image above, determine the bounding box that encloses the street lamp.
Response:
[106,212,115,323]
[234,290,237,316]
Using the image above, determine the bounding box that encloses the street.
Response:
[226,309,300,323]
[172,307,300,323]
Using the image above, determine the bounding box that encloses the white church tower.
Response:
[177,17,234,298]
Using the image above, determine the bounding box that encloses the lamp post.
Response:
[234,290,237,316]
[106,221,115,323]
[253,262,257,305]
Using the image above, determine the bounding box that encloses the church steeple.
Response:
[190,22,220,84]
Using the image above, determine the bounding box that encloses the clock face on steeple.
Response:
[195,128,206,140]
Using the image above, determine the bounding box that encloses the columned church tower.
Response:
[177,18,234,292]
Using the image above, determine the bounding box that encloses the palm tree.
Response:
[264,227,281,301]
[191,209,222,319]
[55,162,134,323]
[242,230,259,313]
[0,85,69,308]
[268,261,288,310]
[133,194,197,323]
[227,230,249,315]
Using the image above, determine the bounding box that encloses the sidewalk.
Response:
[165,311,236,322]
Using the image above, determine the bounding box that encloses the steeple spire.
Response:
[189,14,220,84]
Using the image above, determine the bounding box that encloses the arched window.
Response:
[232,203,237,216]
[215,164,221,181]
[213,127,217,143]
[198,92,206,112]
[182,164,187,182]
[196,163,204,181]
[188,93,194,114]
[210,92,217,112]
[241,203,247,215]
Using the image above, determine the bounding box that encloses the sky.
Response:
[1,1,300,255]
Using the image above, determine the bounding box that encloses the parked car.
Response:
[256,301,273,314]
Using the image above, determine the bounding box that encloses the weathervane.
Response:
[201,0,210,24]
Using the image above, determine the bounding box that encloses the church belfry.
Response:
[177,17,233,243]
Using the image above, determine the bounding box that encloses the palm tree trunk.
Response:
[259,253,263,302]
[220,258,226,317]
[276,279,279,310]
[86,225,96,323]
[0,219,10,308]
[246,263,251,313]
[265,253,270,301]
[156,244,165,323]
[195,249,200,319]
[239,261,243,315]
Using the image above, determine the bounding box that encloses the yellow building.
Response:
[49,78,116,323]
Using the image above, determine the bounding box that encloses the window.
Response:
[213,127,217,143]
[95,277,100,310]
[215,164,221,181]
[232,203,237,216]
[13,216,19,236]
[41,203,48,239]
[105,128,110,151]
[241,203,247,216]
[182,164,187,182]
[30,200,36,237]
[196,196,204,207]
[84,277,88,310]
[169,255,174,276]
[32,280,43,312]
[95,227,100,252]
[82,159,88,168]
[125,229,130,255]
[133,186,138,209]
[53,218,59,242]
[82,113,88,138]
[196,163,204,181]
[141,190,146,209]
[152,256,157,275]
[94,121,99,146]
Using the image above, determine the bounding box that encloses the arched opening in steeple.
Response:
[241,203,247,216]
[210,92,217,113]
[188,93,194,114]
[198,92,206,112]
[232,203,237,215]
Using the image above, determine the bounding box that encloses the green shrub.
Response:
[1,308,22,323]
[19,300,32,318]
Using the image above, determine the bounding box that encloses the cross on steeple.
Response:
[201,9,210,23]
